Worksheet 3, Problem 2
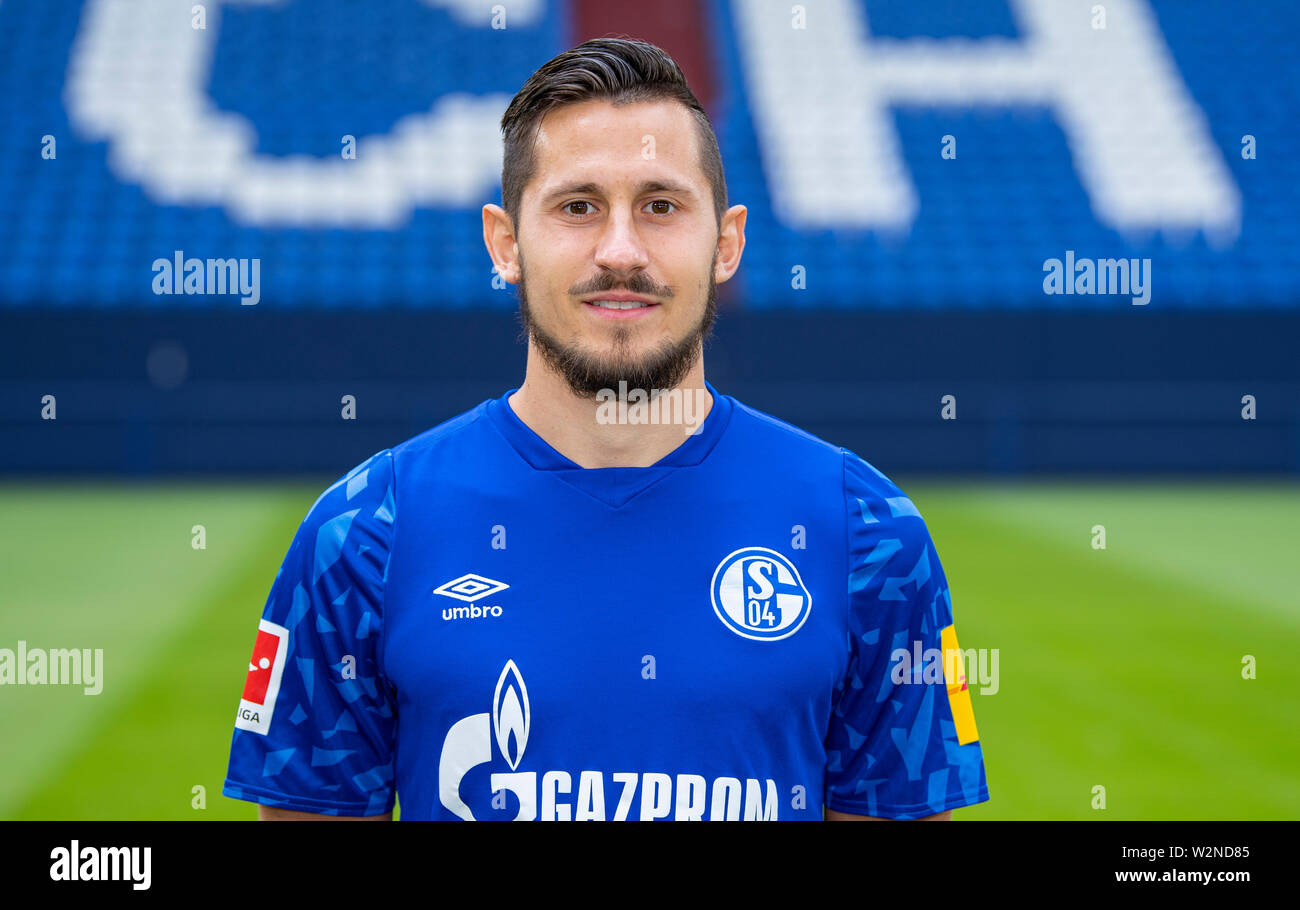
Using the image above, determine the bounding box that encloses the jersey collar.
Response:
[486,381,733,508]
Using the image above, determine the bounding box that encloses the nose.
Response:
[592,206,650,276]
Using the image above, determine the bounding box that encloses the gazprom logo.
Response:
[439,659,535,820]
[710,547,812,641]
[436,659,782,820]
[492,660,529,771]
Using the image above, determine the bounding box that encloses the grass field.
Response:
[1,479,1296,820]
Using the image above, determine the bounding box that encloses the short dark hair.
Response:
[499,37,726,229]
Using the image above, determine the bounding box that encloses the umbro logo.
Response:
[434,574,509,623]
[433,574,510,602]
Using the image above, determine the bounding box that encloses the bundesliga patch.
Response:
[235,618,289,735]
[940,624,979,744]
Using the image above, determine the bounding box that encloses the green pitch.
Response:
[1,479,1296,820]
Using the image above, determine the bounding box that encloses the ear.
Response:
[483,204,521,284]
[714,204,747,284]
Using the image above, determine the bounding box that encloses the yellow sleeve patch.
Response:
[941,624,980,745]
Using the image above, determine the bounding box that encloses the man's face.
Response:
[512,99,721,398]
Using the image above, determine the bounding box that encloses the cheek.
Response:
[528,272,569,314]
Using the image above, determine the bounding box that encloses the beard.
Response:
[515,250,718,400]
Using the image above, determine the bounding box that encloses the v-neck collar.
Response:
[485,381,734,508]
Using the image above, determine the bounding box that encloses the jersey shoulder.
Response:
[294,398,492,551]
[389,397,492,461]
[727,396,905,502]
[729,397,842,455]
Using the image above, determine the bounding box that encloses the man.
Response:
[223,37,988,821]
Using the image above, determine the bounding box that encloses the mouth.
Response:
[581,294,660,320]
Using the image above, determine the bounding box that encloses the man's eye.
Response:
[562,200,674,216]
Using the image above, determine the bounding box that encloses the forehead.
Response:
[528,98,703,196]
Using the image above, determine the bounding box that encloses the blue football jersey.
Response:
[223,382,990,820]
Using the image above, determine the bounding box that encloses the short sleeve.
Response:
[222,448,398,817]
[824,449,990,819]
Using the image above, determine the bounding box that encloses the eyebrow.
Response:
[539,180,698,206]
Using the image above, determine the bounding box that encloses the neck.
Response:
[507,344,713,468]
